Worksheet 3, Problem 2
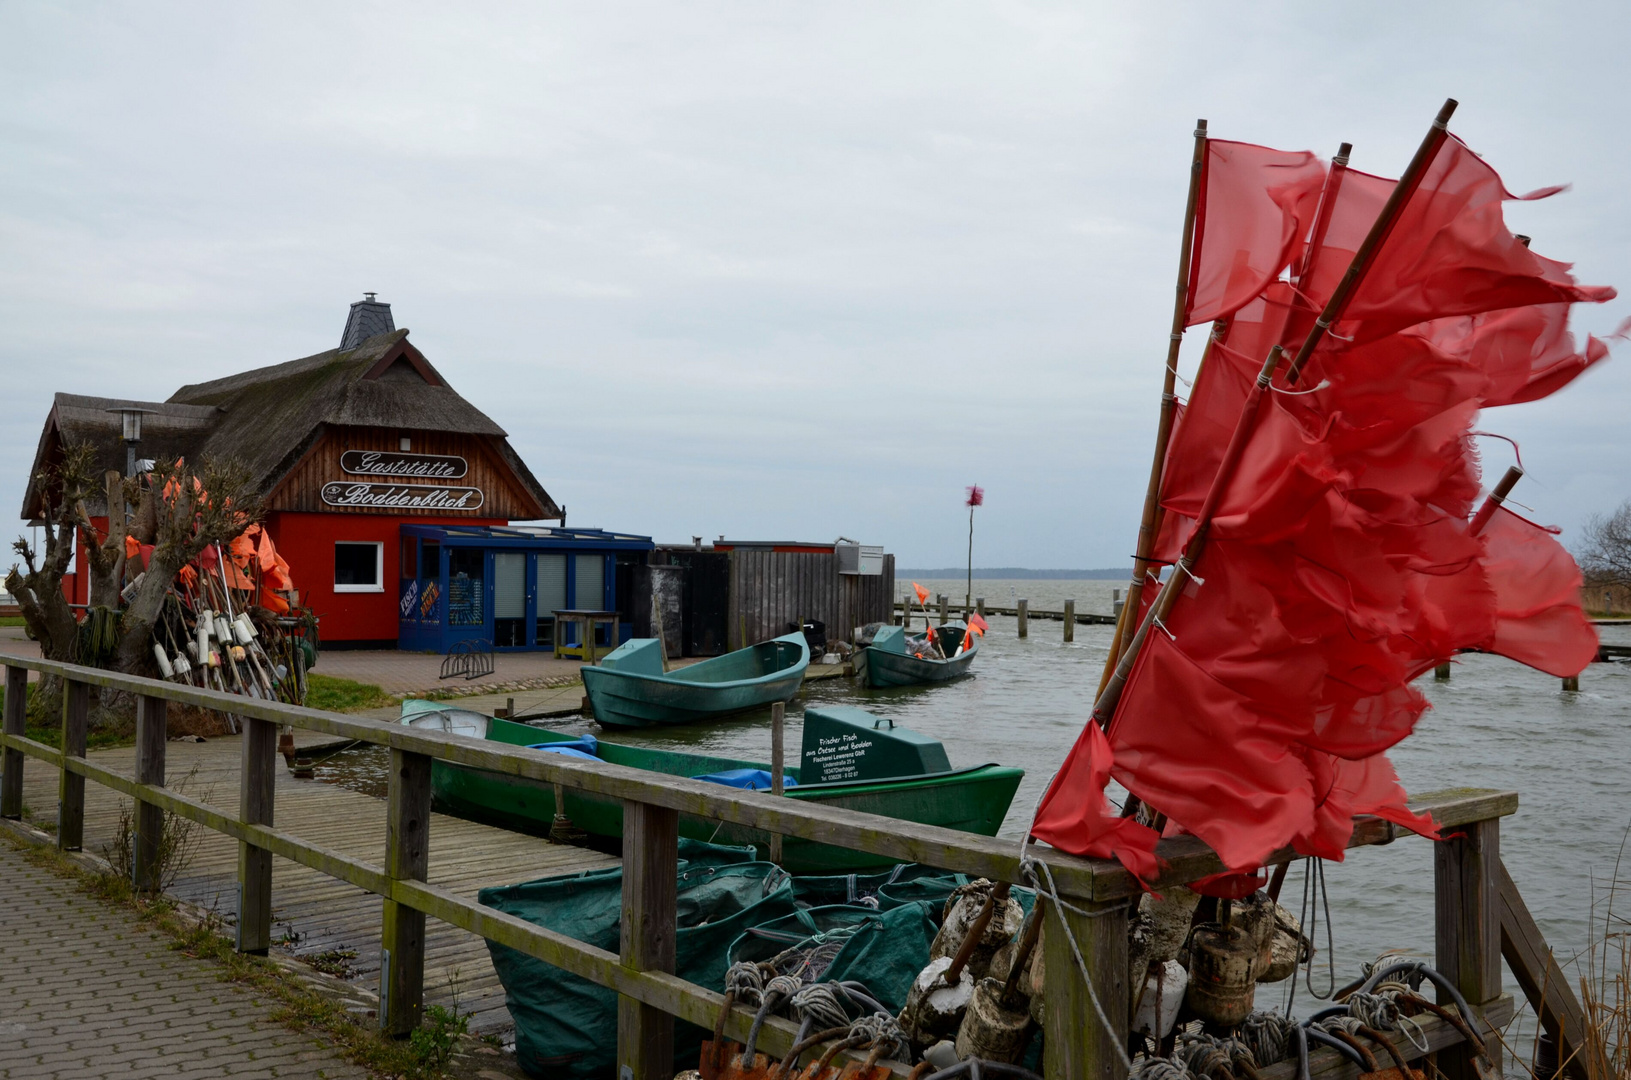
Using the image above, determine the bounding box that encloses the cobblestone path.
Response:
[0,840,368,1080]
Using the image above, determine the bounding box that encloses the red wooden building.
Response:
[22,297,561,647]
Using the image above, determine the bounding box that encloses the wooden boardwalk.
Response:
[15,730,616,1035]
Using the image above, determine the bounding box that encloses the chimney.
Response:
[339,292,395,350]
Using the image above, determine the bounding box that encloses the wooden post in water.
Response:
[132,694,167,893]
[769,702,785,865]
[1,665,26,819]
[976,597,986,620]
[238,715,277,954]
[1435,663,1452,681]
[938,594,949,626]
[1044,894,1129,1080]
[1561,675,1579,692]
[1434,816,1503,1080]
[618,800,679,1080]
[1017,599,1028,638]
[1063,599,1076,642]
[381,749,431,1037]
[58,679,89,851]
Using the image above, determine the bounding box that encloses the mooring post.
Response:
[1112,588,1123,616]
[938,594,949,625]
[58,679,89,851]
[976,597,986,620]
[237,715,277,954]
[1,665,26,819]
[381,748,431,1037]
[132,694,167,893]
[1017,598,1029,637]
[769,701,785,865]
[1561,674,1579,692]
[1434,816,1503,1080]
[1063,599,1076,642]
[1043,892,1130,1080]
[1435,663,1451,681]
[618,799,679,1080]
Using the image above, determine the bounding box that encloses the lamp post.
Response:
[114,407,145,478]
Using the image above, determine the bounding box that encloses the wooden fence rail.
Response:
[0,656,1583,1080]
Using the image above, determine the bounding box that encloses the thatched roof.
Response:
[22,329,558,522]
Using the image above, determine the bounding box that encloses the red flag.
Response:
[1185,141,1326,326]
[1030,718,1161,883]
[1475,505,1598,677]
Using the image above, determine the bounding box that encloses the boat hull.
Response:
[861,630,978,688]
[582,634,809,729]
[423,717,1022,874]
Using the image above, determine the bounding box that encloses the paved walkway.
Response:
[0,840,369,1080]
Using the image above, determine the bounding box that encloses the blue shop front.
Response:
[397,524,655,653]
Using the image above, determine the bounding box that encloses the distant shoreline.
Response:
[897,568,1126,580]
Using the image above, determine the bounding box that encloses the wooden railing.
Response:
[0,655,1593,1080]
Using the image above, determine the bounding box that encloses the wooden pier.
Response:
[8,728,614,1034]
[0,655,1608,1080]
[896,598,1119,626]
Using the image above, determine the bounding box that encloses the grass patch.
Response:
[9,837,478,1079]
[0,615,25,628]
[305,674,394,713]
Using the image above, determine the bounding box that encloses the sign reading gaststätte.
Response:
[340,450,468,479]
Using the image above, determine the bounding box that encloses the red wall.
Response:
[265,511,505,644]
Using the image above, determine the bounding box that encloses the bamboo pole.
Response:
[1469,466,1524,537]
[1089,99,1460,736]
[1286,100,1458,385]
[1098,119,1209,690]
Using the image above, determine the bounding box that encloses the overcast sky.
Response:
[3,3,1627,569]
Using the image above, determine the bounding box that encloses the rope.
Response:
[1176,1032,1243,1079]
[724,961,766,1007]
[850,1011,908,1058]
[1239,1011,1295,1068]
[740,973,802,1065]
[1130,1057,1193,1080]
[1270,378,1332,396]
[788,981,852,1032]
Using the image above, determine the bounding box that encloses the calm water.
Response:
[332,577,1631,1038]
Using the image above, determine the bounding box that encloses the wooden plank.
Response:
[1498,859,1605,1080]
[1258,995,1514,1080]
[1044,896,1129,1080]
[381,748,432,1037]
[617,800,679,1080]
[1,664,25,818]
[237,716,277,954]
[1435,817,1502,1080]
[132,694,167,892]
[58,679,89,851]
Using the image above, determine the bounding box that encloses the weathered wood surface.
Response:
[1044,897,1128,1080]
[1435,816,1502,1080]
[237,715,276,953]
[618,800,679,1080]
[1498,859,1607,1080]
[58,679,89,851]
[0,665,24,818]
[133,694,167,892]
[729,549,895,650]
[382,749,433,1036]
[1257,995,1514,1080]
[11,731,615,1035]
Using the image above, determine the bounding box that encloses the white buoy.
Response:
[152,643,175,678]
[233,613,256,643]
[215,616,234,644]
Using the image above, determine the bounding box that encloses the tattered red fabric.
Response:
[1030,718,1161,883]
[1185,141,1325,327]
[1475,505,1598,677]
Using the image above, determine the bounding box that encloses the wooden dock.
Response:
[13,730,616,1035]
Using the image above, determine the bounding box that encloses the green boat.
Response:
[857,624,980,688]
[401,701,1023,873]
[580,633,809,729]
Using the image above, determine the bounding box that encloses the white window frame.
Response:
[334,541,385,593]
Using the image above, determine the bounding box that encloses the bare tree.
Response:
[6,445,260,726]
[1578,499,1631,592]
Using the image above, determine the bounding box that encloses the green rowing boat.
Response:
[580,632,809,729]
[857,624,979,688]
[401,701,1023,873]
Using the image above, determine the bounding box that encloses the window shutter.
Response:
[494,552,525,619]
[574,554,604,610]
[536,554,567,616]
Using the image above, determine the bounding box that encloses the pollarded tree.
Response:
[5,445,260,726]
